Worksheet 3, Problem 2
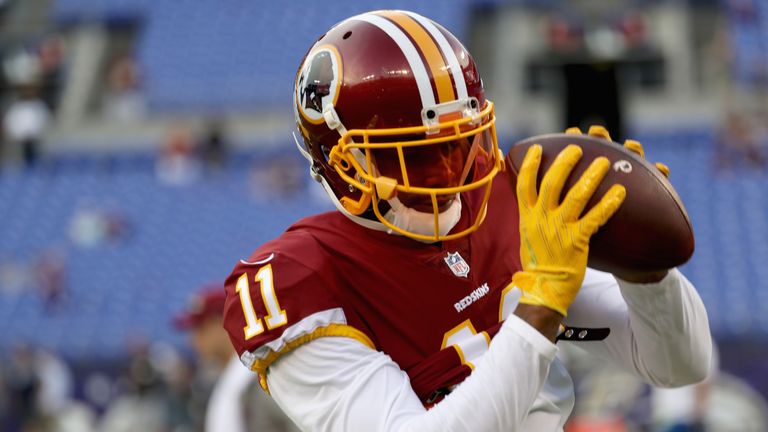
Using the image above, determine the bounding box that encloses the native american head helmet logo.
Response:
[295,46,342,123]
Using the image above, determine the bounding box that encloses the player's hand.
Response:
[567,125,671,177]
[567,126,670,283]
[513,144,626,316]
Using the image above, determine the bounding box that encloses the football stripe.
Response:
[351,13,435,109]
[377,10,456,103]
[403,10,468,100]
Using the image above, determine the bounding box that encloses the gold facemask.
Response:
[327,100,505,242]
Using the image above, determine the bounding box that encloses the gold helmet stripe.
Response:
[403,10,468,100]
[377,10,456,103]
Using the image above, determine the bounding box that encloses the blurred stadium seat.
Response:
[0,151,332,359]
[635,130,768,337]
[725,0,768,87]
[2,131,768,360]
[53,0,467,112]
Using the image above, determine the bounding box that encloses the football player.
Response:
[222,10,712,431]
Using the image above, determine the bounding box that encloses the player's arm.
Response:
[513,304,562,342]
[566,267,712,387]
[561,131,712,387]
[267,311,558,432]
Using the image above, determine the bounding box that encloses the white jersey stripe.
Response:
[350,14,435,109]
[404,11,468,100]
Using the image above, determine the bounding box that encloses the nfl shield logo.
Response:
[444,252,470,278]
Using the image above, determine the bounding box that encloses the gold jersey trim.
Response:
[254,323,376,393]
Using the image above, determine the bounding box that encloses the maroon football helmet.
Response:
[293,10,504,242]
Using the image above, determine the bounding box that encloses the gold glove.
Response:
[568,125,671,177]
[513,144,626,316]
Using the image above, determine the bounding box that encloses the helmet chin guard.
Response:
[383,195,463,243]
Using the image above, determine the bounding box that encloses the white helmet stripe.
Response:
[403,11,468,100]
[351,14,436,109]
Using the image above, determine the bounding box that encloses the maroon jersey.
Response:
[223,170,522,403]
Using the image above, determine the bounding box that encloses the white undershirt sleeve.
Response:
[266,311,557,432]
[565,268,713,387]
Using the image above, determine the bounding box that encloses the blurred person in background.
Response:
[94,338,197,432]
[67,200,132,249]
[156,126,202,186]
[4,345,40,431]
[714,109,766,172]
[97,339,169,432]
[32,348,96,432]
[200,118,228,171]
[102,52,145,123]
[36,34,66,113]
[33,248,68,312]
[2,83,51,168]
[247,155,304,202]
[1,345,92,432]
[174,284,298,432]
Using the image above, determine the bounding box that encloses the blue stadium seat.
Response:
[0,149,332,358]
[53,0,469,112]
[1,118,767,358]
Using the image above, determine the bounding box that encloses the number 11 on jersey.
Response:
[236,265,288,339]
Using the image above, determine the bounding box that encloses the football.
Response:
[505,132,695,275]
